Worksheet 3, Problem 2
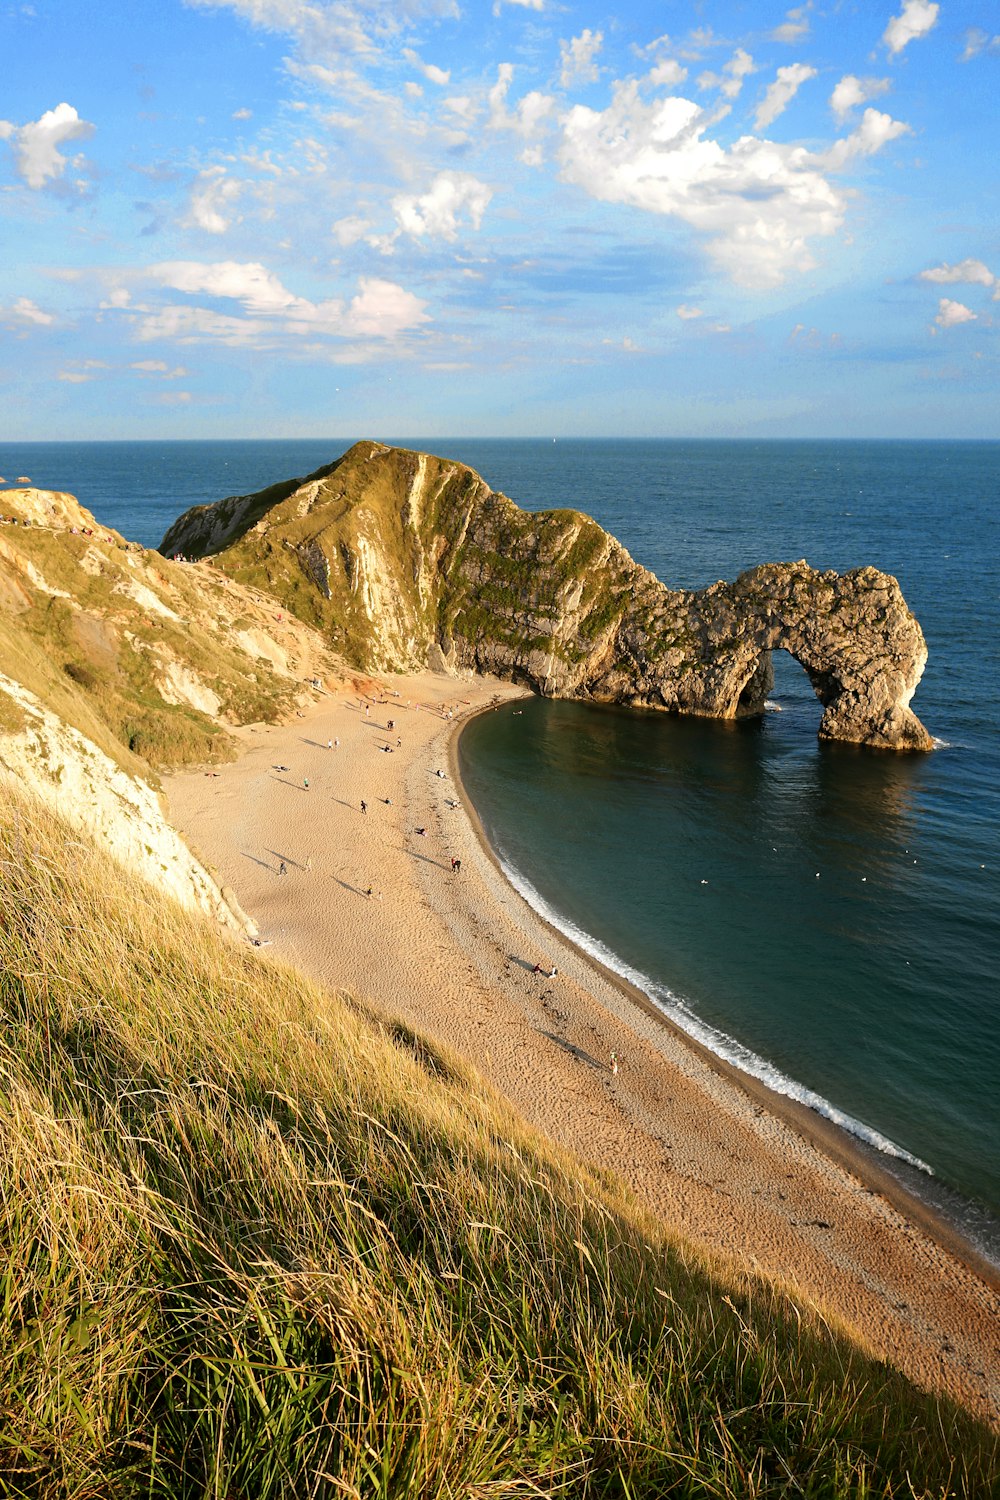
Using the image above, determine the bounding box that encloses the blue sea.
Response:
[3,438,997,1262]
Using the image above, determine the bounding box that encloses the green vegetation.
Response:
[0,529,299,772]
[1,790,995,1498]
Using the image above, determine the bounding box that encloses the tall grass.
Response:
[0,792,995,1498]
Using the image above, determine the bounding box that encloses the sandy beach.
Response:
[166,670,999,1427]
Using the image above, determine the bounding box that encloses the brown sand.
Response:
[166,671,999,1427]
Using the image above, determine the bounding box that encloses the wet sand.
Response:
[166,670,999,1427]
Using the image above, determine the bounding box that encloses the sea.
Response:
[2,437,997,1264]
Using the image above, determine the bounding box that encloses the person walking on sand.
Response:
[278,861,287,876]
[360,800,367,814]
[303,776,309,790]
[451,857,461,873]
[610,1050,619,1077]
[305,855,313,872]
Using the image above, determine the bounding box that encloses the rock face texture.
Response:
[161,442,933,750]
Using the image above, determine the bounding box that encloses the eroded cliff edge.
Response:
[161,441,933,750]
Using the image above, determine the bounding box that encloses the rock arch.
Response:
[590,560,933,751]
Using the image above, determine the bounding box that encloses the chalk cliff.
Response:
[162,441,932,750]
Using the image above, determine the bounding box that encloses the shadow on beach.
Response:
[539,1030,604,1071]
[242,852,277,872]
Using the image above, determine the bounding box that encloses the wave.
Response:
[495,849,934,1178]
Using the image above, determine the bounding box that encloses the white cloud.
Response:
[188,167,244,234]
[392,171,492,241]
[676,304,703,320]
[131,360,190,377]
[754,63,817,130]
[332,214,371,246]
[57,370,93,383]
[934,298,977,328]
[443,95,478,125]
[559,29,603,89]
[342,276,429,337]
[883,1,939,57]
[829,74,891,120]
[0,296,55,327]
[648,60,688,89]
[0,102,95,189]
[920,259,995,287]
[961,29,1000,62]
[232,107,253,120]
[143,259,428,343]
[697,49,755,101]
[154,260,299,314]
[488,65,554,138]
[558,81,846,288]
[99,287,132,310]
[772,6,811,43]
[492,0,544,12]
[822,107,910,170]
[403,47,450,85]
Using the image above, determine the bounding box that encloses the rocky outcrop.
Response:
[161,442,933,750]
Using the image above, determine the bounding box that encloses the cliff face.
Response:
[161,441,932,750]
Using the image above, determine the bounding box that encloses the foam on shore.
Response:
[489,848,935,1176]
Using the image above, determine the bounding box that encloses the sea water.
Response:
[2,437,997,1257]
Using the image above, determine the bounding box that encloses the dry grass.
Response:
[0,790,996,1498]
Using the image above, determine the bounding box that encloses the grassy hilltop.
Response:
[1,791,997,1498]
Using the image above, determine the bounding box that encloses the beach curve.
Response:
[165,669,999,1428]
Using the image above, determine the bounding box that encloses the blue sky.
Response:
[1,0,997,438]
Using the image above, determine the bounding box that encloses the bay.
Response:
[3,436,997,1258]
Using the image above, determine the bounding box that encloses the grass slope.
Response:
[0,525,307,775]
[1,792,996,1498]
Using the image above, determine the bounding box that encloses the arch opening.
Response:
[736,647,834,725]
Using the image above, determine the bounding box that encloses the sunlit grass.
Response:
[0,791,995,1497]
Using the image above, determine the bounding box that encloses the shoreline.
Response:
[165,670,999,1427]
[451,710,1000,1295]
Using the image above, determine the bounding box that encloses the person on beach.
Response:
[360,800,367,814]
[610,1050,619,1077]
[451,857,461,873]
[303,776,309,789]
[278,861,287,876]
[416,827,426,836]
[327,739,332,750]
[305,856,313,872]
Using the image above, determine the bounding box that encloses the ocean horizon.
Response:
[4,436,997,1263]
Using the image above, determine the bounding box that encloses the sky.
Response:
[1,0,998,439]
